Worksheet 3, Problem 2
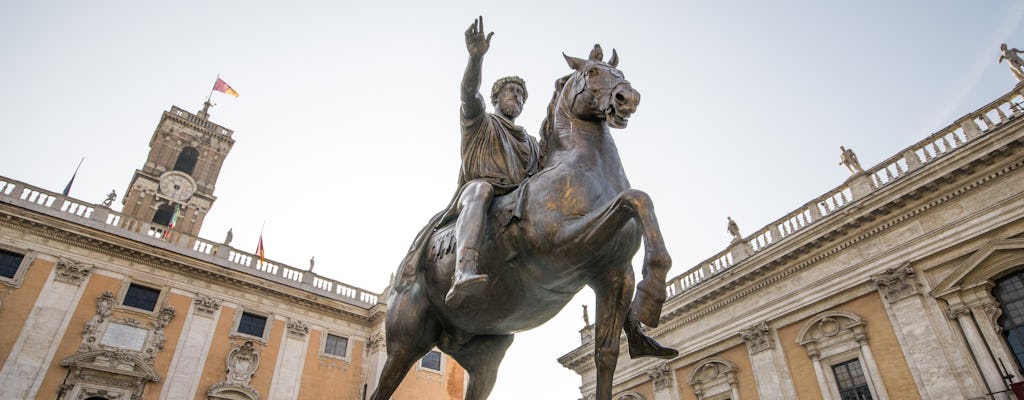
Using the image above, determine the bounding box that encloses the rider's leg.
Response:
[446,180,494,306]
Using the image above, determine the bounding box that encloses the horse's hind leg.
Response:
[447,334,514,400]
[590,267,633,400]
[369,288,441,400]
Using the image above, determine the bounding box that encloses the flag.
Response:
[213,77,240,98]
[62,157,84,196]
[164,204,181,239]
[255,234,265,264]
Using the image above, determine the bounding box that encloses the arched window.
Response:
[152,204,175,226]
[172,147,199,175]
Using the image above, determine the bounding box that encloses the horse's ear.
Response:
[589,44,603,61]
[608,49,619,67]
[563,53,587,71]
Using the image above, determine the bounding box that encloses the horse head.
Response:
[561,44,639,129]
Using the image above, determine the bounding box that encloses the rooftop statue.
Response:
[999,43,1024,83]
[372,17,677,400]
[839,145,864,174]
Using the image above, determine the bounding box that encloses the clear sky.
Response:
[2,1,1023,398]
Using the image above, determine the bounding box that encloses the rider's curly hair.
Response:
[490,76,528,104]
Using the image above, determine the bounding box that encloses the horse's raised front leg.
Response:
[590,266,634,400]
[369,287,441,400]
[567,188,672,327]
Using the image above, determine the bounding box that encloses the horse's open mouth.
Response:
[606,108,631,129]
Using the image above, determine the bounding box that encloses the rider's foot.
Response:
[445,274,489,306]
[627,332,678,360]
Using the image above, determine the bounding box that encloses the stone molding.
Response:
[687,357,739,400]
[872,263,919,303]
[207,340,262,400]
[193,293,221,316]
[646,362,673,391]
[286,318,309,338]
[54,257,93,285]
[739,321,774,354]
[366,331,385,355]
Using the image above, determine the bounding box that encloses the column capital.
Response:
[872,263,919,303]
[739,321,775,354]
[647,362,674,391]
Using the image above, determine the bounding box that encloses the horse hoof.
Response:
[445,275,489,306]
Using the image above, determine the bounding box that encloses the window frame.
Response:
[114,279,168,316]
[319,331,352,361]
[417,349,444,374]
[0,245,34,288]
[230,307,273,343]
[830,358,873,400]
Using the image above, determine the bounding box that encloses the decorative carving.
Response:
[193,293,222,316]
[205,340,263,400]
[947,304,972,320]
[55,257,93,285]
[872,263,919,302]
[739,321,774,353]
[366,331,385,355]
[687,357,739,400]
[646,362,673,390]
[81,292,116,351]
[286,318,309,338]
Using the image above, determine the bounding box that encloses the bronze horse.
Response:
[370,47,675,400]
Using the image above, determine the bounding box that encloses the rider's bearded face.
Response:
[495,83,525,119]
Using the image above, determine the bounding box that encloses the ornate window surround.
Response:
[687,357,739,400]
[796,311,887,400]
[229,307,274,344]
[612,391,645,400]
[318,330,353,362]
[0,243,35,288]
[114,278,169,315]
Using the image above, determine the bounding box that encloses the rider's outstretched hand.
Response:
[465,16,493,58]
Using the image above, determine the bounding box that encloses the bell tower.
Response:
[121,102,235,237]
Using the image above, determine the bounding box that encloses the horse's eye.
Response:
[587,68,599,77]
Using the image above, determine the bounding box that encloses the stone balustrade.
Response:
[665,87,1024,300]
[0,177,379,308]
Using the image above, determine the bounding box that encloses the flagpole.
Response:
[62,156,85,196]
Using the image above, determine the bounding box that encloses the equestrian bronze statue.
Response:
[370,20,677,400]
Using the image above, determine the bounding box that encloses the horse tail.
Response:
[539,74,571,168]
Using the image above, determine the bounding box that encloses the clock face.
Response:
[159,172,196,202]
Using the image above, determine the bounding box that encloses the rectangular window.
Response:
[0,249,24,279]
[238,312,267,337]
[122,283,161,311]
[421,350,442,371]
[325,334,348,357]
[832,359,872,400]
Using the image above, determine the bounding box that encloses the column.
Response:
[0,258,92,399]
[872,265,979,398]
[808,350,834,400]
[268,318,311,400]
[647,362,679,400]
[857,339,888,400]
[160,293,223,400]
[740,322,798,400]
[949,304,1010,399]
[363,330,387,397]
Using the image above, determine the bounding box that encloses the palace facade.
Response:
[559,84,1024,400]
[0,104,464,400]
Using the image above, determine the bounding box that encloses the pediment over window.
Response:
[613,391,645,400]
[60,349,160,381]
[931,239,1024,299]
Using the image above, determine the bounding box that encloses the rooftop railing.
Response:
[0,177,379,308]
[664,87,1024,300]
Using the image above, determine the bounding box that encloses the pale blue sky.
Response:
[2,1,1023,398]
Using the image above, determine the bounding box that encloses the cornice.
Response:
[660,142,1023,331]
[0,206,377,325]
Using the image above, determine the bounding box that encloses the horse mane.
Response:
[538,74,572,168]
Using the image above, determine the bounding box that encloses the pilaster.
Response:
[268,318,311,400]
[739,321,797,400]
[160,293,223,400]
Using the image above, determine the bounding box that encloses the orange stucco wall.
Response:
[196,305,239,399]
[620,380,654,399]
[778,291,917,399]
[142,291,191,399]
[36,273,122,399]
[296,330,366,400]
[0,257,53,367]
[674,343,757,400]
[391,354,465,400]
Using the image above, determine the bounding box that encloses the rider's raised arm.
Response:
[461,16,491,122]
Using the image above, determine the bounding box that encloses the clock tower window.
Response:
[173,147,199,175]
[152,204,176,226]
